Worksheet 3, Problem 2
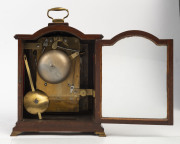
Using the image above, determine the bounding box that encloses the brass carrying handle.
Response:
[24,55,35,92]
[47,7,69,23]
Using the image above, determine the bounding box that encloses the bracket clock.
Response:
[11,7,173,136]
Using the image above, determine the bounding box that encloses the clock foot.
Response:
[11,131,22,136]
[95,132,106,137]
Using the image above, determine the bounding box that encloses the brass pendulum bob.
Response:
[23,55,49,119]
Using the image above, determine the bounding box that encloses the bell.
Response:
[37,50,71,84]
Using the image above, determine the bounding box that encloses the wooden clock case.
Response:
[11,22,173,136]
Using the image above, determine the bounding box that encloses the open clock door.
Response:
[94,30,173,125]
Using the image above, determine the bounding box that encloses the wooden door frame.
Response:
[94,30,173,125]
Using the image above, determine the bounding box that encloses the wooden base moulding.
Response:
[11,120,105,137]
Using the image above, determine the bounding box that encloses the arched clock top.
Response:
[14,24,103,40]
[101,30,172,46]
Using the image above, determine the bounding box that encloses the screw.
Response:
[64,39,67,43]
[34,98,39,104]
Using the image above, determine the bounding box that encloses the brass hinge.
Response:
[73,89,95,97]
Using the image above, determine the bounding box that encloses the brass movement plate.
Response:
[35,36,80,112]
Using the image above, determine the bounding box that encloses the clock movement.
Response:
[11,7,173,136]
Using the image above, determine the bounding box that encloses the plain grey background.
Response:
[0,0,180,143]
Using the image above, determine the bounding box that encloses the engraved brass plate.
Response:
[24,43,42,50]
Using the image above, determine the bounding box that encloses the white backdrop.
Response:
[0,0,180,141]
